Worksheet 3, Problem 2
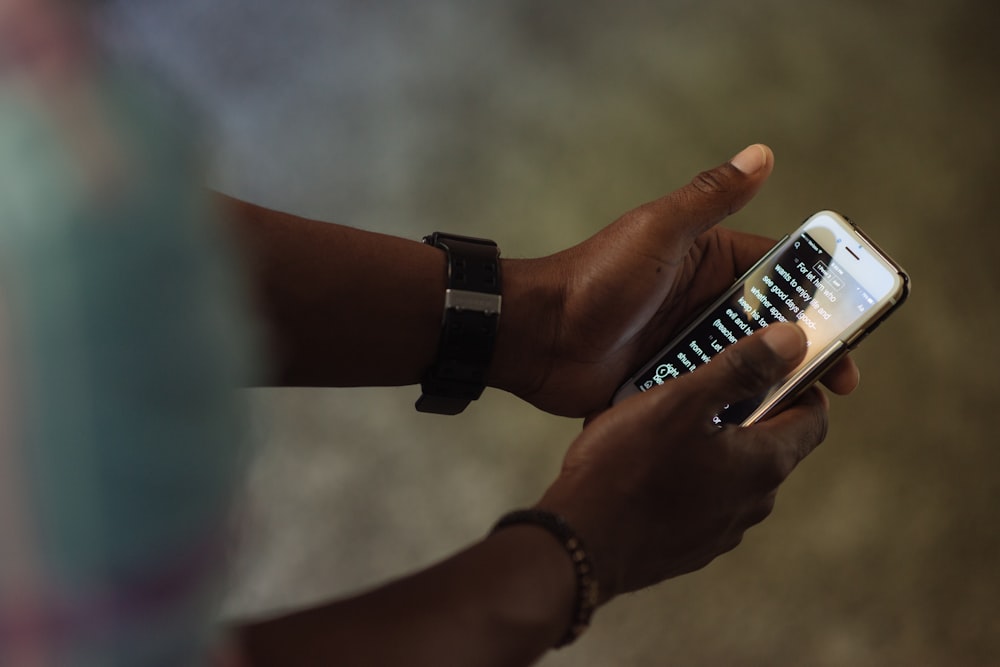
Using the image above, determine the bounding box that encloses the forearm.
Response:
[238,525,575,667]
[224,194,554,392]
[222,195,446,386]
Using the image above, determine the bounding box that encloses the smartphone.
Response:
[612,210,910,425]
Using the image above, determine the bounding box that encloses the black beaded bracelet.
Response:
[491,509,599,648]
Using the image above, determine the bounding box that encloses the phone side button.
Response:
[845,318,887,350]
[845,331,869,350]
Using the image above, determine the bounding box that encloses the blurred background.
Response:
[100,1,998,664]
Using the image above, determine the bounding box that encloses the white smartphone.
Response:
[612,210,910,425]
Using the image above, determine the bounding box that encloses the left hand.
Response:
[490,144,858,418]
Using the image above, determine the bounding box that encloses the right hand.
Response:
[536,322,829,603]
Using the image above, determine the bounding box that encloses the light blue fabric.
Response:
[0,67,256,666]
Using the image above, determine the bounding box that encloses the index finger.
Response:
[819,355,860,395]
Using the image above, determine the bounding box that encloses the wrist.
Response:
[535,486,623,606]
[240,525,581,667]
[481,523,579,647]
[492,509,600,646]
[416,232,502,414]
[487,257,561,399]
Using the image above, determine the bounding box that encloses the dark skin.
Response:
[10,5,858,665]
[231,145,857,665]
[225,144,857,415]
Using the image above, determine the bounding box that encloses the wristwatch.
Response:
[416,232,502,415]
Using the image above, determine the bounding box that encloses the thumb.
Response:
[679,323,807,424]
[642,144,775,242]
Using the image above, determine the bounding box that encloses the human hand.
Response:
[490,144,858,418]
[535,323,827,602]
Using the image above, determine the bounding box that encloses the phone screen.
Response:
[627,213,903,424]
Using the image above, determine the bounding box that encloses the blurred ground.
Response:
[102,1,999,664]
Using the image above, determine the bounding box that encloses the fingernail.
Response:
[761,323,806,362]
[730,144,769,174]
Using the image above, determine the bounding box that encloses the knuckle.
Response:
[612,204,658,241]
[688,167,733,197]
[627,208,658,237]
[733,391,831,493]
[740,435,798,490]
[723,533,744,554]
[746,493,777,527]
[810,408,830,447]
[758,455,794,490]
[759,423,825,488]
[774,447,801,481]
[796,388,831,446]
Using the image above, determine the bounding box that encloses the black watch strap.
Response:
[416,232,501,415]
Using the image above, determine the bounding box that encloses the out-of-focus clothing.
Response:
[0,63,255,666]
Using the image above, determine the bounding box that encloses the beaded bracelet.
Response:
[491,509,599,647]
